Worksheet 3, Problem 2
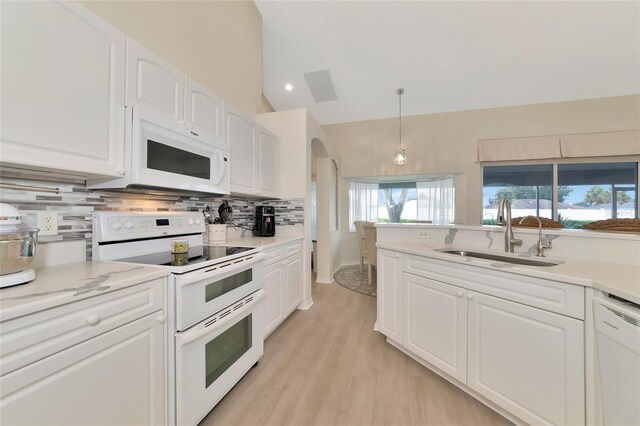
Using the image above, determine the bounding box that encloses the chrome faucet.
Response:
[518,216,552,257]
[496,198,522,253]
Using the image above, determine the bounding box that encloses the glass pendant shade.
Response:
[393,145,407,165]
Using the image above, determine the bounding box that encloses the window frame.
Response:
[481,157,640,223]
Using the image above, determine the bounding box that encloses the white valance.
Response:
[477,136,561,162]
[560,130,640,158]
[477,130,640,162]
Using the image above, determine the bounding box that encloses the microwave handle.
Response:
[213,150,227,186]
[178,289,265,346]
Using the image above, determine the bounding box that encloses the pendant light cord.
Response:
[397,88,404,148]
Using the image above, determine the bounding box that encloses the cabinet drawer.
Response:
[404,254,584,319]
[0,277,164,376]
[263,247,284,266]
[283,241,302,258]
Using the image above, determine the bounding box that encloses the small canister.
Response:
[171,239,188,254]
[207,224,226,243]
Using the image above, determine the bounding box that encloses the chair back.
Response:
[362,223,377,267]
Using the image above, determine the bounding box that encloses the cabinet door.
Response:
[467,291,584,425]
[0,1,125,177]
[284,253,303,314]
[227,107,257,195]
[0,312,165,426]
[404,273,467,383]
[258,127,279,198]
[184,76,224,148]
[126,37,184,121]
[376,250,404,342]
[263,262,284,336]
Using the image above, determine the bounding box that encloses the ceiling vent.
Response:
[304,69,337,103]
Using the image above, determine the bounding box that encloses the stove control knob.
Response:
[124,221,135,230]
[195,218,201,225]
[110,220,122,231]
[187,218,194,225]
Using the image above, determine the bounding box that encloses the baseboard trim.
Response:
[315,275,334,284]
[297,299,314,310]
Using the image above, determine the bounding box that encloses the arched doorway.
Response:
[310,138,333,284]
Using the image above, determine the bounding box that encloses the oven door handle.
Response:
[178,289,265,346]
[178,252,265,287]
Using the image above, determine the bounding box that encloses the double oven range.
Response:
[93,211,264,426]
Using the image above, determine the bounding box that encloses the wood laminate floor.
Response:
[200,281,512,426]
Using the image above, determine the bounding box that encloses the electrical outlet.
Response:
[417,230,430,239]
[37,212,58,236]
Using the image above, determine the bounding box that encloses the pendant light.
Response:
[393,88,407,165]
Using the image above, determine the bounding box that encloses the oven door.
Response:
[176,289,264,426]
[130,107,229,194]
[175,253,264,331]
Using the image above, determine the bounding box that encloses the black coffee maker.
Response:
[253,206,275,237]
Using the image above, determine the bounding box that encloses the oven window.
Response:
[205,269,253,302]
[205,314,252,388]
[147,140,210,180]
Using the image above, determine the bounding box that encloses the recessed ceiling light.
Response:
[285,84,293,91]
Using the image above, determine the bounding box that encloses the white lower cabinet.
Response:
[264,261,285,336]
[262,242,303,337]
[0,313,165,426]
[467,291,585,425]
[404,273,467,383]
[376,249,403,342]
[377,252,586,425]
[284,253,303,313]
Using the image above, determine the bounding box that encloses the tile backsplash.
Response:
[0,173,303,260]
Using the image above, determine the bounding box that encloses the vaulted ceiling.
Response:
[256,1,640,125]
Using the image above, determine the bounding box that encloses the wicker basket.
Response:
[511,216,563,229]
[582,219,640,233]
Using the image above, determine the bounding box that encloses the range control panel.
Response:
[94,211,206,242]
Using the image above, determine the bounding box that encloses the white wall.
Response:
[82,0,264,116]
[326,95,640,266]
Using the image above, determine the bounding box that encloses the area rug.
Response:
[334,265,377,297]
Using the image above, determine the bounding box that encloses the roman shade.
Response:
[478,130,640,162]
[477,136,561,162]
[560,130,640,158]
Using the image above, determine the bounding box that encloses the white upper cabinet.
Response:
[0,1,126,177]
[258,128,279,199]
[226,104,280,198]
[184,77,225,148]
[126,37,184,122]
[227,106,257,194]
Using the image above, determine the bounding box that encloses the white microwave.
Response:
[88,107,229,195]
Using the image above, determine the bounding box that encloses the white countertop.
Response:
[207,235,303,250]
[0,262,169,322]
[377,241,640,305]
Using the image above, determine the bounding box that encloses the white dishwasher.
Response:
[594,296,640,426]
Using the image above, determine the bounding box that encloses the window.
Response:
[483,164,553,222]
[349,177,455,231]
[482,161,638,228]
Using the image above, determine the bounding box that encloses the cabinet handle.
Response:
[156,314,166,324]
[466,294,474,300]
[86,314,101,326]
[456,291,463,297]
[116,169,125,176]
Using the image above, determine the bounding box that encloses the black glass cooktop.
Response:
[118,246,255,267]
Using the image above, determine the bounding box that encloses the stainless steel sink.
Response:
[435,249,562,267]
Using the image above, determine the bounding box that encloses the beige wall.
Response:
[82,0,263,116]
[325,94,640,265]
